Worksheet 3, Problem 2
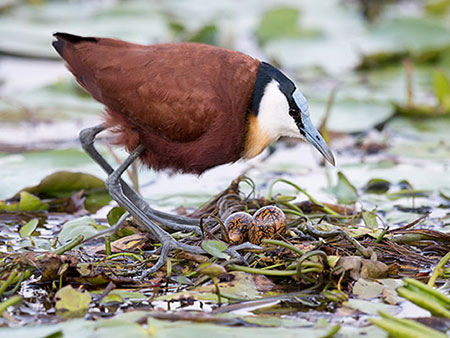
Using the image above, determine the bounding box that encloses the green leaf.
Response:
[394,103,450,118]
[20,218,39,238]
[58,216,105,245]
[243,316,282,327]
[197,263,227,277]
[344,299,398,316]
[188,24,218,45]
[371,17,450,52]
[107,206,126,226]
[92,289,146,304]
[386,189,431,200]
[362,210,379,230]
[19,191,48,211]
[201,240,229,259]
[425,0,450,15]
[256,7,319,44]
[22,171,106,198]
[0,200,19,212]
[364,178,391,194]
[275,195,297,202]
[432,69,450,109]
[19,171,111,213]
[332,172,358,205]
[310,98,394,134]
[55,285,91,318]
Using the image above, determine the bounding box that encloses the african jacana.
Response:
[52,32,335,275]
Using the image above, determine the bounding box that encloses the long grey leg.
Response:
[80,125,258,276]
[104,145,205,277]
[79,125,201,233]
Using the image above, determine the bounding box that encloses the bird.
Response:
[52,32,335,276]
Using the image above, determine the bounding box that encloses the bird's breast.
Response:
[242,113,275,159]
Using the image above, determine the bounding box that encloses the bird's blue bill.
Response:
[293,90,336,166]
[302,116,335,166]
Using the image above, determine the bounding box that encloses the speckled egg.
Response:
[224,212,253,245]
[248,206,287,245]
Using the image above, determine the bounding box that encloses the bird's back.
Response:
[53,33,260,173]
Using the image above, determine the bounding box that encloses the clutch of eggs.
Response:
[224,206,287,245]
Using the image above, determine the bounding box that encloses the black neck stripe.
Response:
[252,62,296,116]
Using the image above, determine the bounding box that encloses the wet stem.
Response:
[428,251,450,287]
[212,277,222,305]
[403,59,414,106]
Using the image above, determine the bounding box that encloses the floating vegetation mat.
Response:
[0,174,449,336]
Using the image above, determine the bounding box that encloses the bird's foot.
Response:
[138,237,261,280]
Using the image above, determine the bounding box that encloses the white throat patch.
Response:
[257,80,302,141]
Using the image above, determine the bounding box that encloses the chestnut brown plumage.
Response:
[52,32,334,277]
[53,33,259,174]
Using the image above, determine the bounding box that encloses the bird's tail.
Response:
[52,32,103,100]
[52,32,97,58]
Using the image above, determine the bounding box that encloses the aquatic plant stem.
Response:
[262,239,305,256]
[4,270,31,296]
[428,252,450,287]
[268,178,339,216]
[54,234,84,255]
[227,264,296,276]
[0,295,22,315]
[0,270,17,296]
[212,277,222,305]
[106,252,143,261]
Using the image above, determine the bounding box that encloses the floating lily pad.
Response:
[364,178,391,194]
[256,7,320,45]
[344,299,399,316]
[19,171,111,212]
[309,98,394,134]
[58,216,106,246]
[55,285,92,318]
[369,17,450,52]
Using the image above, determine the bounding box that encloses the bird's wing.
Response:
[54,34,258,142]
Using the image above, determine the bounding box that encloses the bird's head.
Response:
[251,62,335,166]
